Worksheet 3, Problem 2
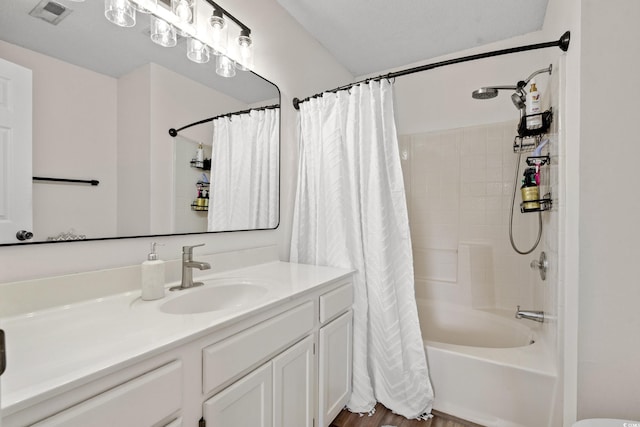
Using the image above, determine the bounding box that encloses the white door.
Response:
[272,335,314,427]
[318,311,353,427]
[0,57,33,243]
[203,362,273,427]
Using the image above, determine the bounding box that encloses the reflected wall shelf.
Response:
[190,159,211,170]
[191,202,208,212]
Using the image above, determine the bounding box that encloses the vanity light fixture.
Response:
[215,54,235,77]
[209,8,227,56]
[187,38,210,63]
[104,0,254,77]
[105,0,136,27]
[173,0,192,24]
[236,29,253,71]
[150,14,177,47]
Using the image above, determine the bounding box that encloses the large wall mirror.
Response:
[0,0,280,246]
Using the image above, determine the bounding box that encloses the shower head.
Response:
[511,91,526,110]
[472,64,552,110]
[472,87,498,99]
[471,85,517,100]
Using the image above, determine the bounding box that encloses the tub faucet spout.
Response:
[515,305,544,323]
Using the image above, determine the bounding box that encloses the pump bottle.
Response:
[141,242,166,301]
[526,79,542,129]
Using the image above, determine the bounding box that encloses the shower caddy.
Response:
[190,158,210,212]
[513,109,553,213]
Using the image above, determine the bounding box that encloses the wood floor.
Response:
[329,403,485,427]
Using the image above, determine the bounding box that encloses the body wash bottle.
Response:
[526,79,542,129]
[141,242,166,301]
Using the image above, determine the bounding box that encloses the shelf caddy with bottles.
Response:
[191,181,209,212]
[521,154,552,213]
[513,109,553,153]
[514,108,554,213]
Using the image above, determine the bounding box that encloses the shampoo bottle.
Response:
[526,79,542,129]
[521,168,540,211]
[141,242,166,301]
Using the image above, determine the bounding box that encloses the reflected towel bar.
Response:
[33,176,99,186]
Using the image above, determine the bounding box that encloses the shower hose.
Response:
[509,149,542,255]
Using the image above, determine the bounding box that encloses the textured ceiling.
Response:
[276,0,549,76]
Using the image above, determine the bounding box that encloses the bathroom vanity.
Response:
[0,250,353,427]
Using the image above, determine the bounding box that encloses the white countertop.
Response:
[0,261,352,414]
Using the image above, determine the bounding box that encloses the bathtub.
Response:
[417,299,557,427]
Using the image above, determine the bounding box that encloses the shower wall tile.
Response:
[401,121,537,310]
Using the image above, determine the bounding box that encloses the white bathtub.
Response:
[417,299,557,427]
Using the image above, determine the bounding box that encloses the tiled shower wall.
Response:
[400,121,543,311]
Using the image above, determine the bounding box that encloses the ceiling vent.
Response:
[29,0,72,25]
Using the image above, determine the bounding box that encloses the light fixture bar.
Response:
[203,0,250,35]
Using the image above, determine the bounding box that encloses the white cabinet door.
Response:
[204,362,273,427]
[318,310,353,427]
[272,335,314,427]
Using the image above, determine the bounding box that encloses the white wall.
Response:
[117,64,151,236]
[0,40,118,242]
[577,0,640,420]
[0,0,352,283]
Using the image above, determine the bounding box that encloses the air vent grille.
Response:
[29,0,72,25]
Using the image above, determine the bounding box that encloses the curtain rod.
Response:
[169,104,280,137]
[292,31,570,110]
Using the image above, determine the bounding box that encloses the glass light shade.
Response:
[209,9,226,30]
[173,0,192,24]
[187,38,210,64]
[150,15,177,47]
[105,0,136,27]
[209,10,227,55]
[236,32,253,71]
[216,55,236,78]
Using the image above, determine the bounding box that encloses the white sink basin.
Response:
[160,279,270,315]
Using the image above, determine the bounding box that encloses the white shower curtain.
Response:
[290,80,434,419]
[208,108,279,231]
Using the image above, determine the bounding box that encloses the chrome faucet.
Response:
[170,244,211,291]
[515,305,544,323]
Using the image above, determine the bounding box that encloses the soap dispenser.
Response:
[141,242,166,301]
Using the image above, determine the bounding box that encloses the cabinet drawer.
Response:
[203,301,314,394]
[33,360,182,427]
[319,283,353,324]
